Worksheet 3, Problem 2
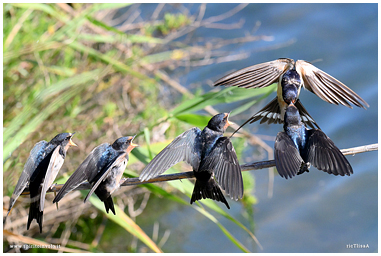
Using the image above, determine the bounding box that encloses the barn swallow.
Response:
[53,136,138,215]
[139,113,243,209]
[274,103,353,179]
[6,133,77,233]
[214,58,369,131]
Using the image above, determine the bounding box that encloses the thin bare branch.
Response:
[18,143,377,194]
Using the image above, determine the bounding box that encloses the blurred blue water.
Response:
[134,3,377,253]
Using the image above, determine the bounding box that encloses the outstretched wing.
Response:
[84,152,127,203]
[199,137,243,201]
[274,132,304,179]
[306,129,353,176]
[53,143,110,203]
[294,100,320,129]
[247,98,320,129]
[139,127,202,182]
[214,58,294,89]
[296,60,369,109]
[249,97,282,125]
[7,141,48,216]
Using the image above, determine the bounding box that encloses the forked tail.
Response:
[190,178,230,209]
[27,200,43,233]
[103,196,116,215]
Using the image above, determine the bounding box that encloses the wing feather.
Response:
[274,132,304,179]
[199,137,243,201]
[296,60,369,109]
[84,152,127,203]
[53,143,110,203]
[214,58,294,89]
[7,141,48,216]
[139,128,202,181]
[306,129,353,176]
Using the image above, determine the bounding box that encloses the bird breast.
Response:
[105,159,128,195]
[46,154,65,187]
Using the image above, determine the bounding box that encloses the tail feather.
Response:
[191,178,230,209]
[103,196,116,215]
[27,201,43,233]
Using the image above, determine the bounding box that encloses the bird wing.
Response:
[294,100,321,129]
[139,127,202,181]
[85,143,112,183]
[53,143,110,203]
[246,97,319,129]
[40,145,65,211]
[249,96,282,125]
[296,60,369,109]
[7,140,48,216]
[199,137,243,200]
[274,132,304,179]
[84,152,127,203]
[306,129,353,176]
[214,58,294,89]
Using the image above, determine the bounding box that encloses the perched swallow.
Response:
[53,136,138,215]
[214,58,369,131]
[139,113,243,209]
[274,103,353,179]
[6,133,77,233]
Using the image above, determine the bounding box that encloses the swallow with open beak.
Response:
[6,133,77,233]
[139,113,243,209]
[214,58,369,131]
[53,136,138,215]
[274,103,353,179]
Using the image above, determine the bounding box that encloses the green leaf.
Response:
[193,207,251,253]
[174,113,211,127]
[171,85,276,117]
[3,69,106,145]
[143,127,153,160]
[88,3,133,13]
[3,85,85,162]
[171,87,234,116]
[141,180,253,252]
[67,41,156,83]
[11,3,68,22]
[89,197,163,253]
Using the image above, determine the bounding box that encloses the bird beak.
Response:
[224,112,235,128]
[69,133,77,147]
[130,135,139,148]
[227,120,235,126]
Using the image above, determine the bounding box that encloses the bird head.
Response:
[284,104,302,126]
[112,135,138,153]
[281,69,302,104]
[207,112,233,133]
[50,132,77,149]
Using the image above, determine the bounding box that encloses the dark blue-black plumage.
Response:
[53,136,138,215]
[139,113,243,209]
[274,103,353,179]
[214,58,369,132]
[6,132,77,233]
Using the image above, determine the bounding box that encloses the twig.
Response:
[19,143,377,194]
[4,8,33,50]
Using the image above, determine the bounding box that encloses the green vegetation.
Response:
[4,3,276,253]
